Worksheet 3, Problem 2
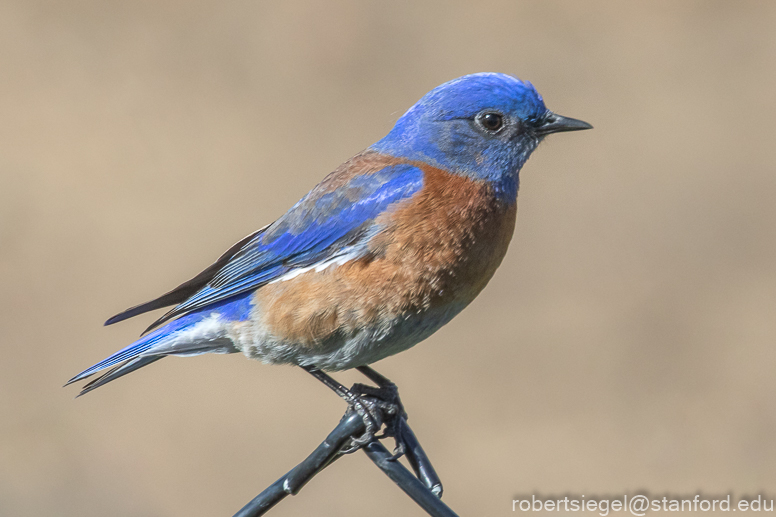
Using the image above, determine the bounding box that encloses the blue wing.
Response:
[108,159,424,332]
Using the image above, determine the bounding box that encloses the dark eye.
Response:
[477,112,504,132]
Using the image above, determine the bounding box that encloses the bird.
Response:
[66,73,591,427]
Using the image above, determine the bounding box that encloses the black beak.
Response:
[534,112,593,136]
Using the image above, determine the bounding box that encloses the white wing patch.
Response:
[268,251,360,284]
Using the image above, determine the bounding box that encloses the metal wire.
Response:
[232,403,458,517]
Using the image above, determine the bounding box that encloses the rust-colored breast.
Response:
[255,163,517,348]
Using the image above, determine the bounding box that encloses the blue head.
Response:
[370,73,591,201]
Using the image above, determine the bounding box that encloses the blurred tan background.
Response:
[1,1,775,516]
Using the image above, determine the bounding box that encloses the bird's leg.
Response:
[355,365,406,418]
[354,366,408,459]
[355,366,444,495]
[302,365,443,495]
[301,365,384,451]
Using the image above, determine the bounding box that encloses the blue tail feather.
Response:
[67,291,255,393]
[75,356,164,397]
[66,315,195,386]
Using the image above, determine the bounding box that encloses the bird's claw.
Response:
[386,439,406,461]
[340,382,408,456]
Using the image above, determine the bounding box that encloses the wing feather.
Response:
[107,156,424,333]
[104,226,267,326]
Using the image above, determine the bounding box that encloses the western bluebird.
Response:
[67,73,591,418]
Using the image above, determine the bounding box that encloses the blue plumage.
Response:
[67,72,591,395]
[67,164,425,390]
[154,163,424,326]
[371,73,548,200]
[69,293,255,391]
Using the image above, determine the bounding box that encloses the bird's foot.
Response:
[340,381,408,458]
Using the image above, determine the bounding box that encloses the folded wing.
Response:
[106,157,425,333]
